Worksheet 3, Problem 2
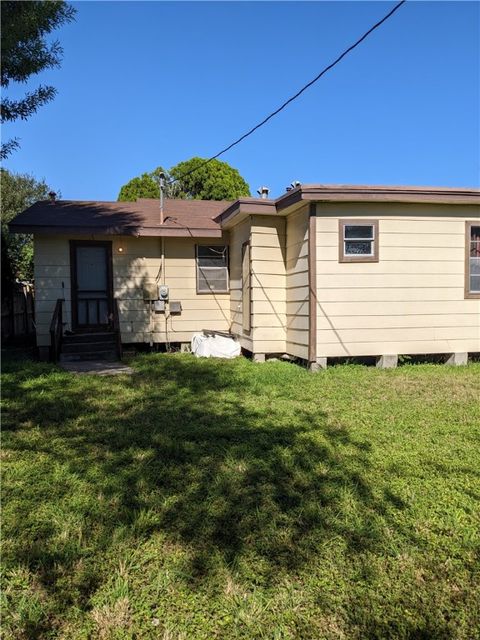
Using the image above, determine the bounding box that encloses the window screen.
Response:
[196,246,229,293]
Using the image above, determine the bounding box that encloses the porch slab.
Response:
[59,360,133,376]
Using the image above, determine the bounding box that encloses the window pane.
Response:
[198,267,228,292]
[198,256,225,268]
[470,240,480,257]
[197,246,228,291]
[345,240,373,255]
[77,247,107,290]
[344,225,374,239]
[470,257,480,292]
[198,246,227,266]
[470,275,480,293]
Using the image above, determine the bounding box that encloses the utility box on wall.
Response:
[159,285,169,301]
[143,283,158,301]
[170,301,182,314]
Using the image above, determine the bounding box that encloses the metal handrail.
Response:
[112,298,122,359]
[49,299,63,362]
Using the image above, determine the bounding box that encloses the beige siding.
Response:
[33,201,479,360]
[229,218,253,350]
[117,236,230,344]
[286,207,310,359]
[34,237,71,346]
[315,203,480,358]
[250,216,286,353]
[33,234,230,347]
[229,215,288,354]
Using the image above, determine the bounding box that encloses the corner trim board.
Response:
[308,204,317,364]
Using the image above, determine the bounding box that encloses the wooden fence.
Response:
[1,282,35,343]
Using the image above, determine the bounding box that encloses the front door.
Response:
[70,241,113,331]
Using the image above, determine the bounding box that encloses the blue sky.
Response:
[2,1,479,200]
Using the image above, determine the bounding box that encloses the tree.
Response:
[1,1,76,159]
[1,169,52,289]
[170,157,251,200]
[117,158,251,202]
[118,167,170,202]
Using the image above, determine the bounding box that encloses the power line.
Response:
[168,0,406,187]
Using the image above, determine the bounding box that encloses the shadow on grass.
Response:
[3,355,404,595]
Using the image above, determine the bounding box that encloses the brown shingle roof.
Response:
[9,198,231,237]
[9,185,479,236]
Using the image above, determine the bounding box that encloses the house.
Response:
[9,184,480,367]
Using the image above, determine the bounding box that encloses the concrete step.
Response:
[63,332,116,344]
[60,350,118,363]
[62,341,117,354]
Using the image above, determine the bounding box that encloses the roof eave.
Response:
[275,185,480,210]
[8,224,223,238]
[215,198,278,228]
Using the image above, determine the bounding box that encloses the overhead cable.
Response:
[168,0,406,186]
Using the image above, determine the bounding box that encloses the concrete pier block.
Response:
[309,357,327,372]
[376,354,398,369]
[253,353,266,363]
[445,352,468,366]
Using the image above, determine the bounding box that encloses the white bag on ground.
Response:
[191,332,241,359]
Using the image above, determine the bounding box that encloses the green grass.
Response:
[2,353,480,639]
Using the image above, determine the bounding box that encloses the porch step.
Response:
[63,332,116,344]
[59,331,119,362]
[62,340,117,354]
[60,350,118,363]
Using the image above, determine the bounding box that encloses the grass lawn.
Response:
[2,353,480,639]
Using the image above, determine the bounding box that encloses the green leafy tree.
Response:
[117,167,172,202]
[1,1,76,159]
[170,157,251,200]
[117,158,250,202]
[1,169,52,291]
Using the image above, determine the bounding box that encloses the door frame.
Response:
[70,240,114,332]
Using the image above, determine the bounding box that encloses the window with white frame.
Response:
[339,220,378,262]
[196,245,229,293]
[466,223,480,298]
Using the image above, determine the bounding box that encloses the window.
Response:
[466,222,480,298]
[339,220,379,263]
[196,245,229,293]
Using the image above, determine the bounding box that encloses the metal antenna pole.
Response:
[159,172,165,225]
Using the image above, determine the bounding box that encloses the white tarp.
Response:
[191,332,241,359]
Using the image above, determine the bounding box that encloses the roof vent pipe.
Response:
[257,186,270,199]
